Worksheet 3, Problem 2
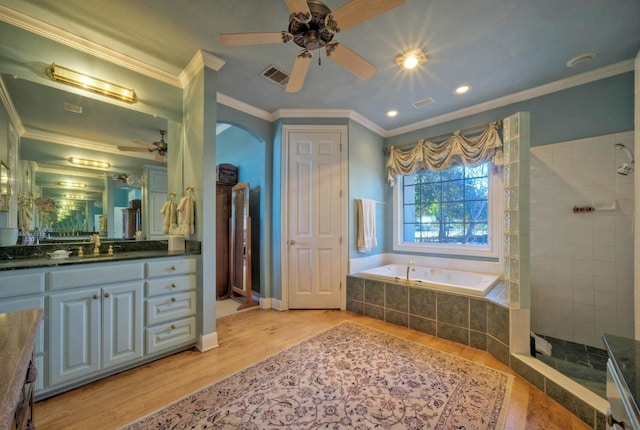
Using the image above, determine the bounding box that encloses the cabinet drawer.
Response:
[146,258,196,278]
[146,291,196,325]
[0,296,45,355]
[145,316,196,355]
[0,272,44,298]
[146,274,195,297]
[49,262,143,290]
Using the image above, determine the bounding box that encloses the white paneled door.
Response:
[284,126,346,309]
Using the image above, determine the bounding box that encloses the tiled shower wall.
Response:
[530,131,634,348]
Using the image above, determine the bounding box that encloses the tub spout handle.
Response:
[406,261,415,282]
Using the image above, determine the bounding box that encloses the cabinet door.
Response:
[49,289,101,386]
[102,282,144,369]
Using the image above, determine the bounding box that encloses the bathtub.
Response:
[358,263,500,296]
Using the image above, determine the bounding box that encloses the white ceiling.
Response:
[0,0,639,136]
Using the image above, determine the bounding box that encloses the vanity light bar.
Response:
[64,194,86,200]
[58,181,87,189]
[68,157,111,169]
[48,63,137,104]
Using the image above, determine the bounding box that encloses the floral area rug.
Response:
[123,322,513,429]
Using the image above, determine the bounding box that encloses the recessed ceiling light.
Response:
[566,52,597,68]
[387,110,398,117]
[454,85,471,95]
[395,48,428,70]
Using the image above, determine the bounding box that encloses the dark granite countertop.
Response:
[0,308,43,429]
[602,333,640,416]
[0,240,201,271]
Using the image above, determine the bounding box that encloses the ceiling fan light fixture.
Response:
[395,49,428,70]
[68,157,111,169]
[47,63,137,104]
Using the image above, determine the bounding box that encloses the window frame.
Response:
[392,162,503,259]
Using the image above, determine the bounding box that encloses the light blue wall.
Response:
[382,72,635,255]
[348,121,385,258]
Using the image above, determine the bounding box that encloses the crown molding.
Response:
[348,111,385,136]
[0,74,25,135]
[0,4,181,88]
[385,59,635,137]
[216,93,272,121]
[179,50,226,87]
[22,128,157,161]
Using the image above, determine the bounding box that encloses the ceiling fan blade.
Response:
[286,51,312,93]
[325,0,405,33]
[154,153,166,162]
[219,32,288,46]
[133,139,156,149]
[326,42,376,81]
[285,0,311,23]
[118,146,152,152]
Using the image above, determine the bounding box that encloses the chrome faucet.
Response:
[406,261,414,282]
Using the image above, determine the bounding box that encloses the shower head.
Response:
[614,143,634,175]
[617,163,634,176]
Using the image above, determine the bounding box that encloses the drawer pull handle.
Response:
[104,293,110,298]
[171,283,177,288]
[171,324,177,329]
[93,294,99,300]
[171,266,177,271]
[171,297,177,302]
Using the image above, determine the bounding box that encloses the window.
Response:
[393,161,502,258]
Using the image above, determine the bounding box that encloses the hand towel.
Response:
[357,198,377,253]
[175,195,195,236]
[18,205,33,232]
[160,199,177,234]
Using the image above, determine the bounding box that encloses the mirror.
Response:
[0,161,9,212]
[2,73,167,242]
[228,182,257,309]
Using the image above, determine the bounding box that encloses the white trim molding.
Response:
[197,332,219,352]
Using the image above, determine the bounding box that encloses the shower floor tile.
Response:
[534,333,607,399]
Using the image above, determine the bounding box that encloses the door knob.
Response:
[288,240,296,245]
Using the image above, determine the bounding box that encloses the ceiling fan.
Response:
[118,130,168,162]
[219,0,405,93]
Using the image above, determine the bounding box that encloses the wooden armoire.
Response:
[216,164,238,299]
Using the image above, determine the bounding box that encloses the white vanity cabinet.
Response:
[0,253,199,399]
[144,257,197,355]
[0,270,45,391]
[48,262,144,387]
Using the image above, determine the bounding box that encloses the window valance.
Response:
[385,121,503,183]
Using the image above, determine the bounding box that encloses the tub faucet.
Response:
[406,261,414,282]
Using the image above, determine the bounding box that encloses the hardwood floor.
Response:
[35,309,592,430]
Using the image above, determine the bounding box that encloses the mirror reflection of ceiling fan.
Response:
[111,173,144,188]
[118,130,167,162]
[219,0,405,93]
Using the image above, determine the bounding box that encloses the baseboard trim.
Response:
[197,332,219,351]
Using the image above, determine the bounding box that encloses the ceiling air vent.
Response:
[412,97,435,108]
[261,65,289,87]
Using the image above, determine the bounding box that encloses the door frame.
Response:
[280,124,348,310]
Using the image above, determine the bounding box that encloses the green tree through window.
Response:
[402,163,489,245]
